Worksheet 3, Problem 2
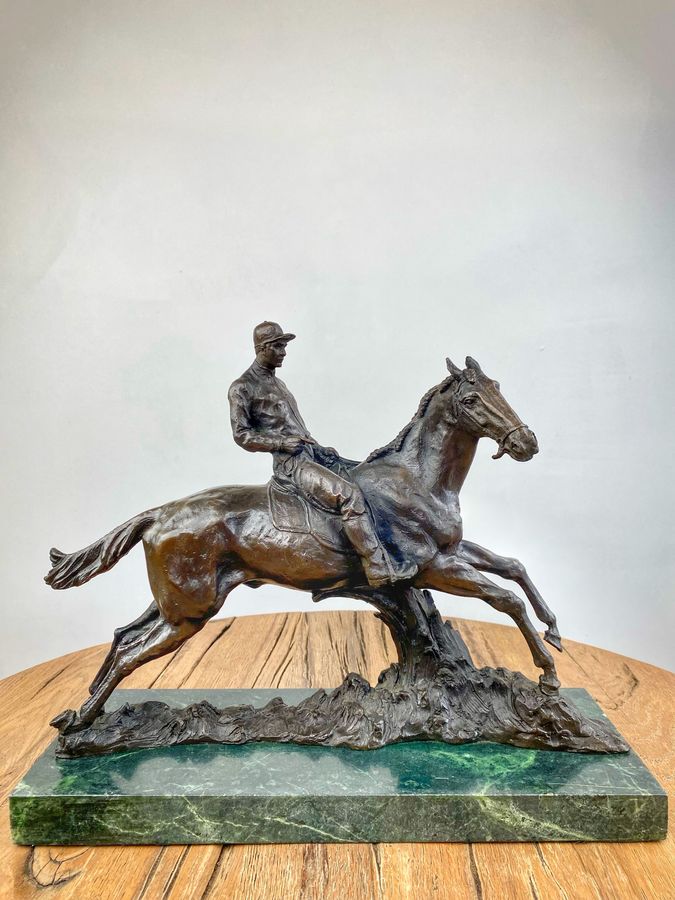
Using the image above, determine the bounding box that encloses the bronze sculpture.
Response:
[45,324,625,756]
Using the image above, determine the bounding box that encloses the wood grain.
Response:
[0,612,672,900]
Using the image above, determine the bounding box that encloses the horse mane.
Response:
[365,375,457,462]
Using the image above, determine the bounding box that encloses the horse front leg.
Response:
[457,540,562,652]
[421,553,560,693]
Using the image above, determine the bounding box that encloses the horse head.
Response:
[446,356,539,462]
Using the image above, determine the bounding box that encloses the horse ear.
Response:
[446,357,462,377]
[465,356,483,374]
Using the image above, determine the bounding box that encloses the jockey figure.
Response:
[228,321,410,588]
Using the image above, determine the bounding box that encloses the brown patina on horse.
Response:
[47,356,562,734]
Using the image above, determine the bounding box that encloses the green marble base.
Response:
[10,688,667,845]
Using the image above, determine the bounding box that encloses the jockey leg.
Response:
[293,459,407,587]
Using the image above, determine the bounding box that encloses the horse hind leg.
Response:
[50,609,204,733]
[89,602,159,696]
[75,613,204,728]
[52,570,245,734]
[50,603,163,732]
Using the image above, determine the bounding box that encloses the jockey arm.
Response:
[228,381,316,455]
[229,382,279,452]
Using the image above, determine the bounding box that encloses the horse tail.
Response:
[44,509,158,590]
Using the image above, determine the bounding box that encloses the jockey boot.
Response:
[342,514,413,588]
[362,545,397,588]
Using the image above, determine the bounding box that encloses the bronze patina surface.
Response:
[45,324,625,757]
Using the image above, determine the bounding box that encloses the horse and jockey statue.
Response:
[46,321,564,737]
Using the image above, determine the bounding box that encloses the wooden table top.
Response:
[0,611,672,899]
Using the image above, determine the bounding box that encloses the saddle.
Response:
[267,479,348,552]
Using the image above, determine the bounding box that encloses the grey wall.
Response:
[1,1,673,678]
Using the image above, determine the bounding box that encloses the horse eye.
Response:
[462,395,478,406]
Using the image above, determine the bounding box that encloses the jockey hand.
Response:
[279,436,314,455]
[318,445,339,462]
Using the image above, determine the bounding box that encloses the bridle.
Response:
[491,423,530,460]
[456,392,530,460]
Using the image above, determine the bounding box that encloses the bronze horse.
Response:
[47,356,562,734]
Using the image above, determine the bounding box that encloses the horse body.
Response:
[145,484,358,603]
[145,455,466,605]
[47,356,563,734]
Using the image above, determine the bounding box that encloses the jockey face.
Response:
[257,340,289,369]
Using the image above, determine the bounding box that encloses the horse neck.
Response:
[400,410,479,494]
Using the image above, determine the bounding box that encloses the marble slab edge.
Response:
[10,688,667,845]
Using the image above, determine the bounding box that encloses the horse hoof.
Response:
[544,629,563,653]
[538,673,560,695]
[49,709,78,733]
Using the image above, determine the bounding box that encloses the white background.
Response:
[1,1,673,678]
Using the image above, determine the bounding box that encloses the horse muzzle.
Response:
[492,425,539,462]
